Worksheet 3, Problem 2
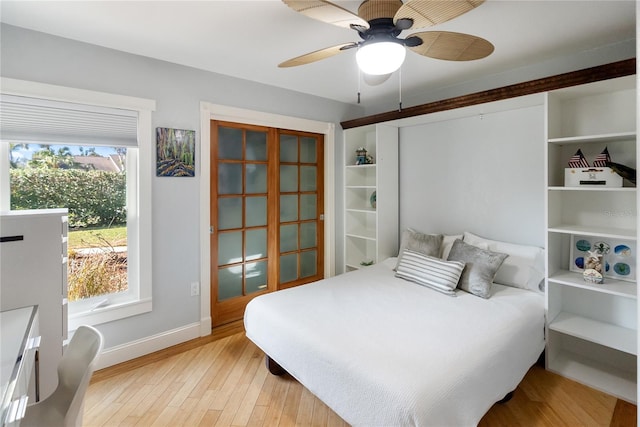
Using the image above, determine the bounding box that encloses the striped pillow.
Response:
[395,249,465,296]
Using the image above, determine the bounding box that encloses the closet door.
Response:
[211,122,275,326]
[278,131,324,289]
[210,122,324,326]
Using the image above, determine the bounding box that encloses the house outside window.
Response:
[0,78,155,330]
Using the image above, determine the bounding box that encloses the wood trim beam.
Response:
[341,58,636,129]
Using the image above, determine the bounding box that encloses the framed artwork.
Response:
[156,127,195,177]
[569,235,635,282]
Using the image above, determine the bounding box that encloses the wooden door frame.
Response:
[198,102,336,336]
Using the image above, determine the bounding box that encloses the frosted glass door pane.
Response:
[246,131,267,161]
[300,137,317,163]
[246,261,267,294]
[218,163,242,194]
[280,165,298,192]
[301,250,317,278]
[280,135,298,162]
[300,166,317,191]
[218,266,242,301]
[280,195,298,222]
[246,164,267,193]
[280,253,298,283]
[218,127,242,160]
[218,231,242,265]
[300,194,316,220]
[300,223,316,249]
[246,229,267,261]
[246,196,267,227]
[218,197,242,230]
[280,224,298,253]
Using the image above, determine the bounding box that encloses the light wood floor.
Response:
[85,324,637,426]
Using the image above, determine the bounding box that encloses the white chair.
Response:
[21,325,104,427]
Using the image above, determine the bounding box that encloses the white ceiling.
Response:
[0,0,636,111]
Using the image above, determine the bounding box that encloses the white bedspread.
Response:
[244,258,545,426]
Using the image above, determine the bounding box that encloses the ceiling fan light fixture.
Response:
[356,41,406,75]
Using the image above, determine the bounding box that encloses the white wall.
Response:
[398,98,546,248]
[0,23,361,355]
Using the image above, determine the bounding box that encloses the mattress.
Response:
[244,258,545,426]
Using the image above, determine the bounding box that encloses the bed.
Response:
[244,232,546,426]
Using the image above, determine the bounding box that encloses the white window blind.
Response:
[0,94,138,147]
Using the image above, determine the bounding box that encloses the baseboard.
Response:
[96,321,203,370]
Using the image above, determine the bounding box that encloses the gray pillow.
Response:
[447,239,508,299]
[395,228,443,270]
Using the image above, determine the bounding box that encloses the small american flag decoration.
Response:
[592,146,611,167]
[567,148,589,168]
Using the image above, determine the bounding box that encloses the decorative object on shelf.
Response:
[360,260,374,266]
[564,147,623,187]
[355,147,368,165]
[156,127,196,177]
[355,147,375,165]
[592,146,611,167]
[570,236,635,282]
[370,191,377,208]
[568,148,590,168]
[606,161,636,185]
[583,249,605,284]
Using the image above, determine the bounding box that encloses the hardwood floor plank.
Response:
[279,379,303,427]
[260,372,290,426]
[197,409,222,427]
[232,353,269,426]
[294,387,315,426]
[86,332,637,427]
[245,404,267,427]
[610,399,638,427]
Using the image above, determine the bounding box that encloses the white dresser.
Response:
[0,209,68,402]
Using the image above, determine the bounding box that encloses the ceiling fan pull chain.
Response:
[357,66,361,104]
[398,66,402,112]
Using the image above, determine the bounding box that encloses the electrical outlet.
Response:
[190,281,200,297]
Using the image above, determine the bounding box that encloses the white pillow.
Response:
[463,231,545,292]
[395,249,465,297]
[440,234,463,259]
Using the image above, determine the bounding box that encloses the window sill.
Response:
[68,298,152,332]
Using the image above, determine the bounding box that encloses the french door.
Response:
[210,121,324,326]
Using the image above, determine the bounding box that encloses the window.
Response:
[11,143,130,301]
[0,78,156,329]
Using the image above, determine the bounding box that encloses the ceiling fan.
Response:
[279,0,494,79]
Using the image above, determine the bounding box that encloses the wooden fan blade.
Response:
[395,0,485,30]
[279,43,356,67]
[409,31,494,61]
[363,73,393,86]
[283,0,369,29]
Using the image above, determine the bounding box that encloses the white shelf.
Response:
[547,224,636,240]
[545,76,637,401]
[548,131,636,145]
[346,232,376,241]
[345,207,376,214]
[548,270,636,298]
[345,164,376,169]
[549,312,637,355]
[548,186,636,192]
[547,350,637,403]
[343,124,398,272]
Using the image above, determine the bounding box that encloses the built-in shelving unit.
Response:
[545,75,637,403]
[343,124,398,272]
